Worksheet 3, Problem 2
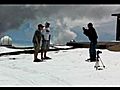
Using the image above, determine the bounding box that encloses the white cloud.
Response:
[1,5,120,44]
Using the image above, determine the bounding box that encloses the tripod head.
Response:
[97,50,102,58]
[97,50,102,54]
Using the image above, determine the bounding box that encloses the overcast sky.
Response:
[0,4,120,45]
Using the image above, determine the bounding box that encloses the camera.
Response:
[82,27,86,31]
[97,50,102,55]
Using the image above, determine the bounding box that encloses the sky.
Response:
[0,4,120,46]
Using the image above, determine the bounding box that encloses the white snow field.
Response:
[0,46,120,87]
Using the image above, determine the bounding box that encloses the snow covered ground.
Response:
[0,46,120,87]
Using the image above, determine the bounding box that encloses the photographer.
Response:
[83,23,98,62]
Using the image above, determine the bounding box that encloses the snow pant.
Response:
[89,41,97,60]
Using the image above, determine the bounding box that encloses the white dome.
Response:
[0,36,12,46]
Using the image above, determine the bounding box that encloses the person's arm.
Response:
[49,34,51,41]
[83,27,88,36]
[35,36,39,44]
[33,31,38,44]
[48,34,51,46]
[41,34,45,41]
[82,27,86,31]
[35,31,39,45]
[41,30,45,41]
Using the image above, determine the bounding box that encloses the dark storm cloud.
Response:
[0,5,120,44]
[55,5,119,22]
[0,5,35,33]
[0,5,119,34]
[0,5,63,34]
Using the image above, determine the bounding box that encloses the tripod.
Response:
[94,50,105,70]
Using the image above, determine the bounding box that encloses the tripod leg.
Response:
[99,57,105,68]
[94,58,100,70]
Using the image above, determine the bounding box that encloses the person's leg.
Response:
[33,43,41,62]
[93,42,97,59]
[44,41,51,59]
[41,51,44,60]
[44,51,47,58]
[89,42,92,59]
[41,40,45,60]
[33,43,38,60]
[34,51,42,62]
[34,51,37,60]
[89,42,96,61]
[43,41,47,58]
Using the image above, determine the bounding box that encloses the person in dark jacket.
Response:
[82,23,98,62]
[32,24,44,62]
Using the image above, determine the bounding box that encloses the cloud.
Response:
[1,5,120,44]
[52,18,77,44]
[0,5,62,33]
